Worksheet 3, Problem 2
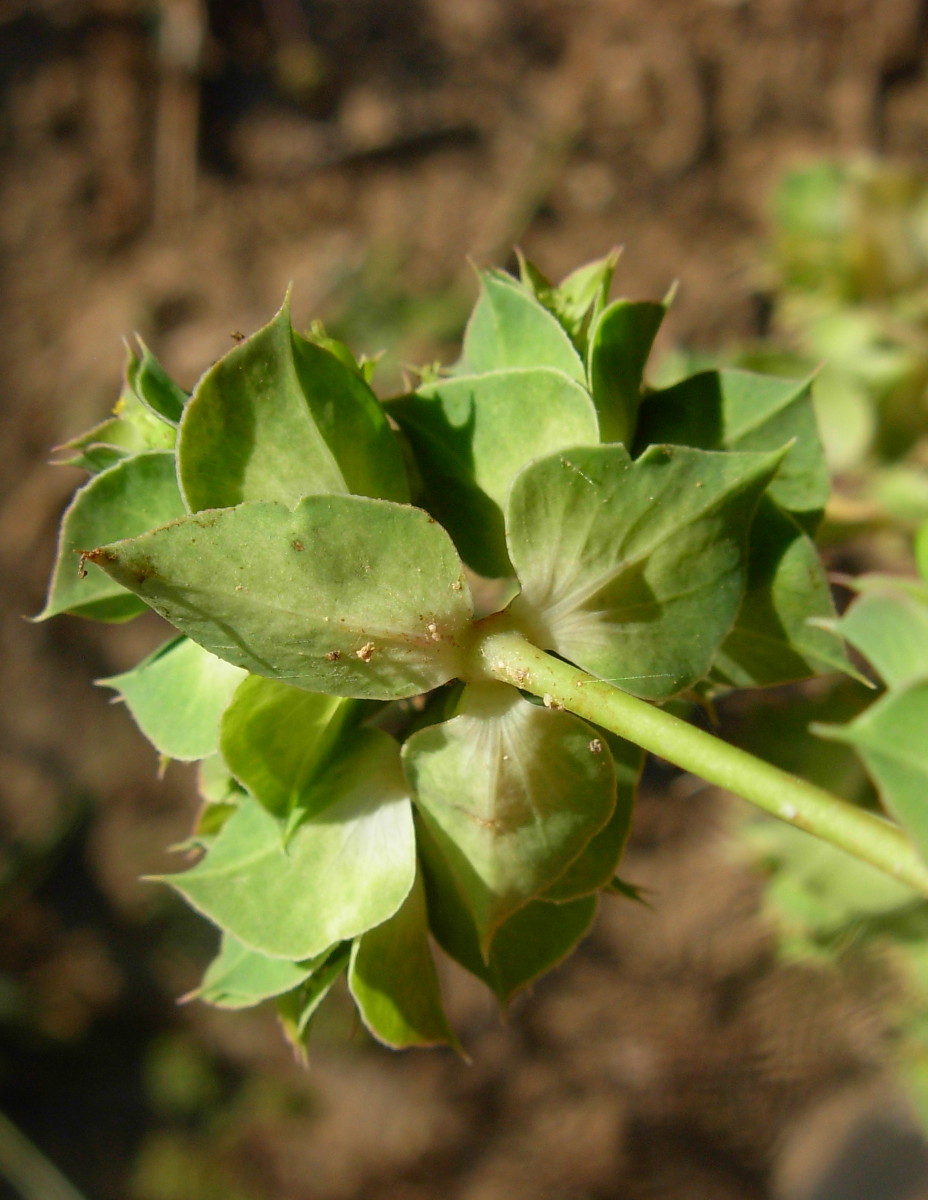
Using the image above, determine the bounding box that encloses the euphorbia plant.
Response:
[40,252,928,1056]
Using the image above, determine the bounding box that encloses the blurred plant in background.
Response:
[662,160,928,1130]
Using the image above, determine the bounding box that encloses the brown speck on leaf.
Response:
[292,540,305,552]
[231,331,246,342]
[356,642,375,662]
[427,621,441,641]
[427,516,436,524]
[77,551,91,579]
[543,693,564,710]
[325,650,341,662]
[589,738,603,754]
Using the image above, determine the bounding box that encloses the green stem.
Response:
[472,623,928,897]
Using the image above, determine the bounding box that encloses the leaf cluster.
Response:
[40,253,853,1056]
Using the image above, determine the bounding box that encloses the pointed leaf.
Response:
[99,636,246,761]
[164,727,416,959]
[543,731,642,902]
[587,299,666,445]
[418,817,597,1005]
[711,499,852,688]
[388,368,599,577]
[220,676,363,820]
[178,297,408,511]
[349,869,458,1050]
[516,249,619,354]
[814,681,928,864]
[39,450,186,622]
[85,494,474,701]
[835,585,928,690]
[191,933,324,1010]
[636,369,828,530]
[403,683,615,953]
[276,944,351,1058]
[456,270,586,383]
[127,338,187,425]
[506,444,784,700]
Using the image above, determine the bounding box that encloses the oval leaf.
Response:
[39,450,186,622]
[99,636,246,761]
[349,868,459,1050]
[636,368,828,531]
[190,932,324,1010]
[220,676,364,820]
[835,585,928,690]
[506,444,784,699]
[543,731,642,902]
[456,269,585,382]
[587,298,667,445]
[164,728,416,959]
[389,367,599,577]
[403,683,615,954]
[86,494,474,701]
[178,297,408,511]
[418,816,598,1006]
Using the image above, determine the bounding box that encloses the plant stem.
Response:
[473,623,928,897]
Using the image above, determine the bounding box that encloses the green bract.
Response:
[45,250,914,1059]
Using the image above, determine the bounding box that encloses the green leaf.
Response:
[220,676,364,820]
[587,299,667,445]
[388,368,599,577]
[53,414,164,474]
[99,636,246,761]
[814,682,928,864]
[516,249,619,354]
[126,338,187,425]
[163,727,416,959]
[418,816,598,1005]
[506,444,784,700]
[543,731,642,902]
[349,868,459,1050]
[85,494,473,701]
[39,450,186,622]
[456,269,586,383]
[190,933,323,1010]
[710,499,852,688]
[835,585,928,689]
[177,296,408,511]
[916,522,928,583]
[403,683,615,954]
[276,943,351,1059]
[636,368,829,531]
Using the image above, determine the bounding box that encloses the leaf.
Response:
[349,868,459,1050]
[126,338,187,425]
[710,498,853,688]
[814,682,928,864]
[388,368,599,577]
[190,933,323,1010]
[276,944,351,1060]
[543,731,642,902]
[177,296,408,511]
[53,414,164,474]
[403,682,615,954]
[506,444,784,700]
[163,727,416,959]
[835,585,928,689]
[39,450,186,622]
[220,676,364,820]
[99,636,246,761]
[418,816,598,1005]
[587,298,667,445]
[516,249,619,354]
[85,494,474,701]
[455,269,586,383]
[635,368,829,531]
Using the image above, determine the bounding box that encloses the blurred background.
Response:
[4,1,928,1198]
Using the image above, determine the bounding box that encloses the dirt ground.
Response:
[3,2,928,1198]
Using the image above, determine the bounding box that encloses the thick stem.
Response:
[472,623,928,897]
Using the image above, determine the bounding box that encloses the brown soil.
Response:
[3,2,928,1198]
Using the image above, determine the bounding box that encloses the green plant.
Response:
[39,253,928,1057]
